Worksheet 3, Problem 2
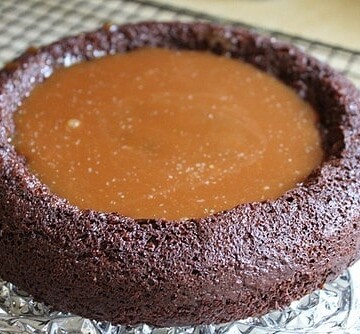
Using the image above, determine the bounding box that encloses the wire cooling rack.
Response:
[0,1,360,334]
[0,0,360,87]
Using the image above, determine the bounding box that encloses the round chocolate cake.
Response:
[0,22,359,327]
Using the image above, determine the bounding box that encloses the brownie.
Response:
[0,22,359,327]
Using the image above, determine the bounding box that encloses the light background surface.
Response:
[152,0,360,51]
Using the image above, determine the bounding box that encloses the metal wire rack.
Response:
[0,1,360,334]
[0,0,359,87]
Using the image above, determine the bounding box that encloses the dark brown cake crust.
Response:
[0,22,359,327]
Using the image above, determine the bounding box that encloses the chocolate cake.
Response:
[0,22,359,327]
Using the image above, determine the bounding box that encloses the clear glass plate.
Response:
[0,261,359,334]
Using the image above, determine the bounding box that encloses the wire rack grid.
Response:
[0,0,359,87]
[0,1,360,334]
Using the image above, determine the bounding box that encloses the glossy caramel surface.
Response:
[14,48,323,219]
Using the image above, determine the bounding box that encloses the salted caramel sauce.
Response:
[14,48,323,220]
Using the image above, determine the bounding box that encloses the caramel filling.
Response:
[14,48,323,220]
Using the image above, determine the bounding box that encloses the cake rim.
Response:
[0,21,359,327]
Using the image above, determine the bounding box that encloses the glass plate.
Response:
[0,261,359,334]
